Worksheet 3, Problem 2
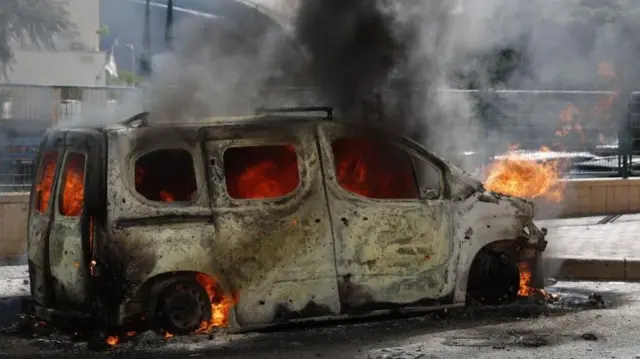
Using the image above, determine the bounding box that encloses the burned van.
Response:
[24,107,547,337]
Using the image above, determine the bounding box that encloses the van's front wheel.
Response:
[467,249,520,306]
[152,278,212,335]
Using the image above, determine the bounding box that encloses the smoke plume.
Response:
[72,0,640,173]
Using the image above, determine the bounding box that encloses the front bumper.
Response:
[522,220,548,252]
[518,220,548,289]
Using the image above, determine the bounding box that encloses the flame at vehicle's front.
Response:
[517,262,559,302]
[518,262,535,296]
[484,146,565,202]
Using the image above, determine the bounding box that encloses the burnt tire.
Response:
[152,278,211,335]
[467,250,520,306]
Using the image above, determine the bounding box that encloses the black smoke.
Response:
[294,0,424,138]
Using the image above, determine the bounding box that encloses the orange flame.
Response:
[35,152,58,212]
[518,262,560,302]
[332,138,418,199]
[194,273,238,333]
[224,145,300,200]
[159,190,175,203]
[60,154,85,217]
[105,336,119,346]
[555,103,586,145]
[518,262,534,296]
[484,147,564,202]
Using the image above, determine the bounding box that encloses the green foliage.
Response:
[96,25,110,37]
[0,0,74,79]
[114,70,142,87]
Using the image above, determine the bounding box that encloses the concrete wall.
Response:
[534,178,640,219]
[2,177,640,258]
[0,193,29,260]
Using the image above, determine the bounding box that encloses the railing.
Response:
[0,84,138,192]
[461,89,625,178]
[0,85,637,193]
[0,84,137,125]
[0,157,33,192]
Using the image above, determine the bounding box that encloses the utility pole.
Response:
[139,0,152,77]
[126,44,136,77]
[165,0,174,49]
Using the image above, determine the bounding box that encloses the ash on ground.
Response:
[0,284,610,354]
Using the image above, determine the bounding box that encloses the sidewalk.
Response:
[538,214,640,281]
[0,265,29,298]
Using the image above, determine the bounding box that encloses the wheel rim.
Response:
[468,251,520,305]
[157,281,211,334]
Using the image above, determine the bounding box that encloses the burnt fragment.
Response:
[581,332,598,341]
[587,292,605,307]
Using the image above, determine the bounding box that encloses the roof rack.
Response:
[121,111,150,127]
[254,106,333,120]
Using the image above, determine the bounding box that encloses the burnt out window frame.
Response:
[409,154,445,201]
[220,140,304,203]
[56,150,88,218]
[327,136,422,202]
[33,149,61,214]
[130,146,201,206]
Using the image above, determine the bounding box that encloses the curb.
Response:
[0,255,26,266]
[542,257,640,281]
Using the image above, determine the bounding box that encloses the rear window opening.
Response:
[331,138,419,200]
[135,149,198,203]
[60,153,86,217]
[35,151,59,213]
[223,145,300,200]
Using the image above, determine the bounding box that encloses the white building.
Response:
[0,0,127,125]
[1,0,107,87]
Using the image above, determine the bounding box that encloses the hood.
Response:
[487,191,536,218]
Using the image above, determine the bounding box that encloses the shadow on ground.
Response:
[0,296,27,326]
[0,284,626,359]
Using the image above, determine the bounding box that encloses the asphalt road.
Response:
[0,270,638,359]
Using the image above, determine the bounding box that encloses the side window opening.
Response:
[331,138,419,200]
[412,159,443,199]
[135,149,198,203]
[59,153,86,217]
[223,144,300,200]
[35,151,59,213]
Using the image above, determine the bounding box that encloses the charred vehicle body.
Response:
[24,107,548,336]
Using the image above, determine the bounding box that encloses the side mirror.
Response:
[420,188,440,201]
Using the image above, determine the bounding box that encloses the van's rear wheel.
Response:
[467,249,520,306]
[153,278,211,335]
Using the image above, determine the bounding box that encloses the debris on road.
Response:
[581,332,598,341]
[588,293,605,307]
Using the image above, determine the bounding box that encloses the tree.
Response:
[0,0,73,79]
[114,71,143,87]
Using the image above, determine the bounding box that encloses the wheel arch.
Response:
[119,269,235,328]
[453,239,522,304]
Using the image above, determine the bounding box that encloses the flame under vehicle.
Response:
[24,107,548,336]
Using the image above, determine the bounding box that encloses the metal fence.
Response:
[462,89,625,178]
[0,84,137,191]
[0,85,636,192]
